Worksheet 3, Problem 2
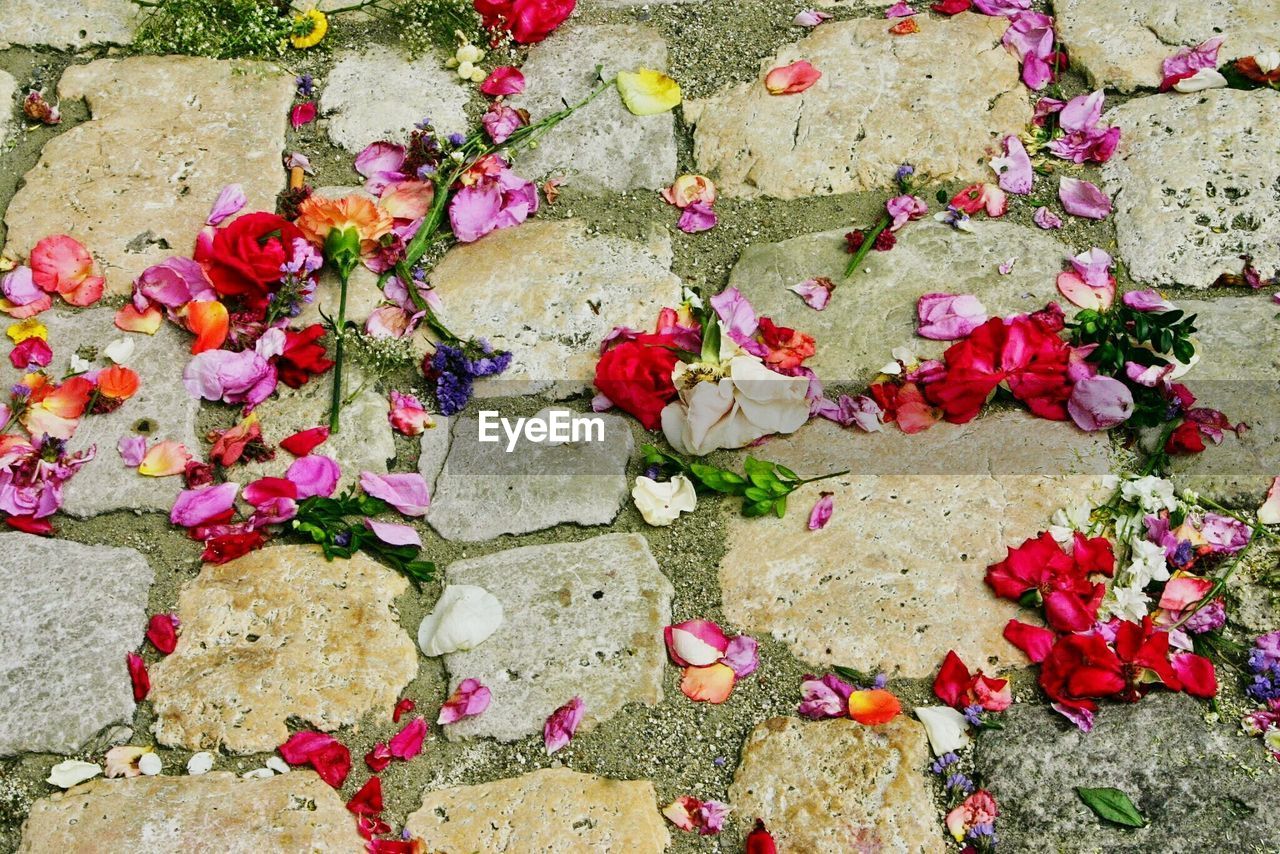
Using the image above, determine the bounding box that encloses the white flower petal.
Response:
[186,751,215,775]
[138,752,162,776]
[632,475,698,526]
[915,706,972,755]
[47,760,102,789]
[418,584,504,656]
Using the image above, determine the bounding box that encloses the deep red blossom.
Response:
[594,335,682,430]
[474,0,574,43]
[746,819,778,854]
[933,650,1012,712]
[6,515,54,535]
[195,212,303,316]
[280,426,330,457]
[758,317,815,371]
[1038,632,1123,712]
[1003,619,1056,663]
[393,698,416,722]
[872,229,896,251]
[201,530,266,564]
[275,324,334,389]
[985,531,1111,632]
[126,652,150,701]
[1165,420,1206,455]
[931,0,971,13]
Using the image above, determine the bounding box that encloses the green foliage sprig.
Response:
[642,445,847,518]
[291,491,434,584]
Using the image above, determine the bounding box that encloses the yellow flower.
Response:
[6,318,47,344]
[616,69,682,116]
[290,9,328,49]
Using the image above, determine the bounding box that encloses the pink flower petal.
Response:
[883,2,915,17]
[2,266,45,307]
[543,696,584,754]
[480,66,526,96]
[365,517,422,547]
[665,620,730,667]
[722,634,759,678]
[290,101,317,130]
[285,455,340,499]
[807,492,834,530]
[29,235,93,295]
[1067,374,1134,431]
[916,292,988,340]
[389,716,427,760]
[1069,247,1113,287]
[795,8,834,25]
[991,135,1033,194]
[118,435,147,467]
[1058,177,1112,220]
[789,276,835,311]
[170,482,239,528]
[1161,36,1224,90]
[355,141,406,178]
[677,201,717,233]
[206,184,246,226]
[1056,270,1114,310]
[1033,206,1063,229]
[709,286,759,344]
[764,60,821,95]
[243,477,299,507]
[437,678,492,724]
[359,471,430,516]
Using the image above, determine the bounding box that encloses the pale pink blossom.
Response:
[916,293,988,340]
[1069,247,1113,287]
[991,135,1033,194]
[1058,177,1112,220]
[360,471,431,516]
[170,482,239,527]
[205,184,246,226]
[365,517,422,547]
[886,194,928,230]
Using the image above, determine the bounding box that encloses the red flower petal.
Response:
[5,515,54,535]
[1002,619,1055,663]
[346,776,384,816]
[291,101,317,129]
[847,688,901,725]
[933,650,972,708]
[1171,652,1217,698]
[146,613,180,655]
[365,742,391,772]
[888,17,919,34]
[746,819,778,854]
[279,730,351,788]
[280,426,330,457]
[389,716,426,760]
[931,0,971,13]
[126,652,150,701]
[764,60,822,95]
[393,697,416,723]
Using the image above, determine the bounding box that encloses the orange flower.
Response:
[97,365,141,401]
[184,301,229,354]
[847,688,902,725]
[294,194,393,255]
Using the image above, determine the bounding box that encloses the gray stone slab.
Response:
[0,0,137,49]
[319,46,469,153]
[1103,89,1280,289]
[0,533,152,755]
[439,533,672,742]
[428,408,633,542]
[976,693,1280,851]
[0,308,201,518]
[727,220,1077,384]
[0,70,16,149]
[510,24,676,193]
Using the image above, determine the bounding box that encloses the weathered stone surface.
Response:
[0,70,16,148]
[510,24,676,192]
[0,308,201,517]
[439,533,672,742]
[1103,90,1280,289]
[150,546,416,753]
[405,768,670,852]
[1057,0,1280,92]
[296,187,386,328]
[428,408,633,541]
[0,0,137,49]
[688,13,1029,199]
[731,716,939,852]
[429,220,682,397]
[18,771,362,852]
[418,414,452,489]
[1162,296,1280,504]
[0,534,152,756]
[4,57,293,297]
[320,46,469,153]
[977,693,1280,851]
[239,365,395,493]
[728,220,1076,383]
[720,415,1111,676]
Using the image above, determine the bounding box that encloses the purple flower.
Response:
[447,160,538,243]
[930,752,959,774]
[945,772,975,795]
[1185,599,1226,634]
[447,132,465,146]
[722,635,759,678]
[1046,91,1121,164]
[973,0,1028,13]
[429,341,513,416]
[295,74,314,96]
[0,437,94,519]
[710,286,760,348]
[963,704,984,726]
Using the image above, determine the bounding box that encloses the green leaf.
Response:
[1076,787,1147,828]
[775,464,799,481]
[699,314,721,363]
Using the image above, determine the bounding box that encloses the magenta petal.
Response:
[137,257,217,308]
[365,517,422,547]
[916,292,988,340]
[789,277,834,310]
[722,635,759,678]
[480,66,526,96]
[290,102,317,130]
[543,696,584,755]
[1067,374,1134,431]
[118,435,147,467]
[206,183,246,226]
[448,184,504,243]
[1051,702,1094,732]
[1021,54,1053,90]
[665,620,730,667]
[286,455,340,499]
[359,471,431,516]
[807,493,834,530]
[355,141,407,179]
[438,678,492,724]
[1058,177,1112,220]
[678,202,717,233]
[389,716,427,760]
[170,482,238,527]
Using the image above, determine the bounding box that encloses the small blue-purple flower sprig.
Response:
[430,340,513,416]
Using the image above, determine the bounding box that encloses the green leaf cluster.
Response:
[291,492,434,585]
[642,445,842,518]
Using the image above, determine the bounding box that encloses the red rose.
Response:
[474,0,574,43]
[275,324,335,389]
[1038,632,1123,712]
[195,212,303,314]
[594,336,679,430]
[1165,421,1206,455]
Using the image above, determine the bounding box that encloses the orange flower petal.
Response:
[1,294,54,319]
[184,300,229,354]
[22,407,79,440]
[847,689,902,725]
[41,376,95,417]
[63,275,104,307]
[96,365,140,401]
[764,60,822,95]
[889,18,920,34]
[29,235,93,294]
[679,663,736,704]
[1056,270,1114,311]
[380,180,435,221]
[138,440,192,477]
[115,304,163,335]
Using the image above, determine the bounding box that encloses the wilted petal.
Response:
[722,634,759,678]
[1059,177,1112,220]
[481,65,526,95]
[764,60,821,95]
[355,141,407,180]
[170,482,238,527]
[360,471,431,516]
[1033,206,1063,229]
[916,292,988,340]
[438,678,492,724]
[1122,289,1176,312]
[789,276,835,310]
[665,619,730,666]
[679,663,736,703]
[1067,375,1133,431]
[807,492,834,530]
[915,705,972,755]
[1056,270,1114,310]
[990,135,1033,194]
[793,9,833,25]
[1069,247,1113,287]
[30,235,93,295]
[677,202,717,233]
[118,435,147,467]
[389,716,427,760]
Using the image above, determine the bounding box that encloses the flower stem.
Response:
[844,214,890,278]
[798,468,850,485]
[328,266,350,433]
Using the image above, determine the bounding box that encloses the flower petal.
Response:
[616,69,682,115]
[764,60,821,95]
[847,688,902,724]
[679,663,737,703]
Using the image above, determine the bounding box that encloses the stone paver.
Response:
[1103,90,1280,289]
[730,716,938,852]
[18,771,361,852]
[1162,296,1280,504]
[438,533,672,742]
[510,24,677,192]
[728,220,1077,383]
[319,46,469,153]
[0,534,152,756]
[0,0,137,49]
[0,70,16,148]
[149,546,417,754]
[1057,0,1280,92]
[428,408,633,541]
[239,364,394,493]
[720,414,1111,676]
[405,767,671,852]
[0,307,202,517]
[429,220,683,398]
[977,693,1280,850]
[687,13,1029,199]
[4,57,293,297]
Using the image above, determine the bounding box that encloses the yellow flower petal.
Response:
[617,69,682,116]
[6,318,47,344]
[138,440,192,477]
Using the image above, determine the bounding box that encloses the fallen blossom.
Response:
[886,194,928,230]
[663,796,729,835]
[482,101,526,144]
[917,292,988,340]
[105,745,150,779]
[794,9,833,26]
[765,60,821,94]
[746,819,778,854]
[1046,91,1120,164]
[447,155,538,243]
[417,584,504,656]
[998,258,1017,275]
[23,90,60,124]
[118,435,146,467]
[1,266,53,317]
[666,619,730,667]
[186,752,214,775]
[949,182,1007,217]
[360,471,430,516]
[206,184,247,226]
[278,731,351,788]
[616,68,682,115]
[30,234,104,306]
[945,789,999,842]
[813,393,882,431]
[389,716,427,760]
[1033,206,1063,229]
[286,454,339,499]
[848,688,902,724]
[347,776,384,816]
[934,650,1011,711]
[915,705,972,755]
[127,652,149,701]
[1059,177,1112,220]
[677,201,717,233]
[480,66,525,95]
[280,426,329,456]
[170,482,239,528]
[662,174,716,208]
[544,696,585,754]
[798,673,854,719]
[138,441,192,477]
[1003,10,1059,90]
[438,678,492,724]
[365,518,422,547]
[46,760,101,789]
[146,613,180,654]
[991,135,1033,194]
[1123,289,1176,313]
[1069,247,1113,287]
[789,276,835,310]
[632,474,697,526]
[1161,36,1224,91]
[365,742,392,772]
[808,492,834,530]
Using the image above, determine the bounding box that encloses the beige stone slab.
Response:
[1056,0,1280,92]
[4,57,293,297]
[727,220,1077,384]
[1102,89,1280,289]
[730,716,939,852]
[149,546,417,753]
[0,0,137,49]
[721,414,1112,676]
[405,767,670,852]
[0,70,16,149]
[688,13,1030,199]
[428,220,683,397]
[18,772,362,853]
